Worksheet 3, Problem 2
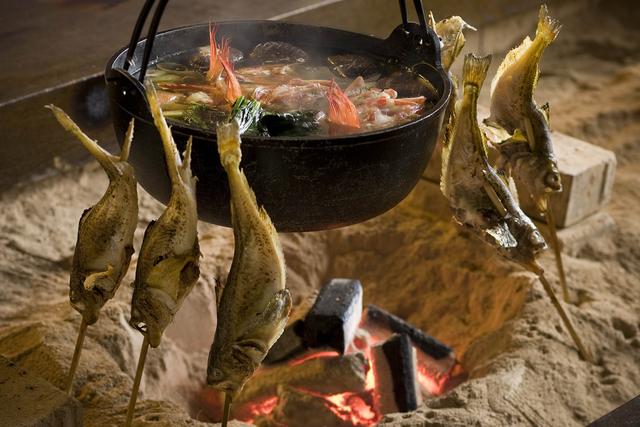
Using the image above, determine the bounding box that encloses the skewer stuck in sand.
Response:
[125,81,201,426]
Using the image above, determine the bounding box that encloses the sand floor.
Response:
[0,0,638,425]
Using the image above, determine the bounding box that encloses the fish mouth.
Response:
[544,171,562,192]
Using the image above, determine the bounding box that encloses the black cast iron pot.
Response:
[105,0,451,232]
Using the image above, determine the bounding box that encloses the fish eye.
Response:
[211,368,223,379]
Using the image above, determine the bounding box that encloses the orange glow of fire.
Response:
[417,364,447,395]
[247,395,279,418]
[324,392,379,426]
[288,350,340,366]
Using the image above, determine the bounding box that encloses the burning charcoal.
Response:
[371,334,422,414]
[365,304,453,360]
[255,385,352,427]
[304,278,363,354]
[236,352,368,406]
[264,291,318,365]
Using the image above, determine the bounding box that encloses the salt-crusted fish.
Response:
[486,5,562,211]
[441,54,546,272]
[208,100,291,398]
[129,81,200,348]
[47,105,138,325]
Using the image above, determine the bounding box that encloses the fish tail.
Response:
[462,53,491,89]
[46,104,119,175]
[144,80,184,186]
[216,122,242,169]
[536,5,561,45]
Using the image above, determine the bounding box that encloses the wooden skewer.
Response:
[544,194,570,302]
[537,272,592,363]
[125,335,150,427]
[65,318,88,395]
[221,393,232,427]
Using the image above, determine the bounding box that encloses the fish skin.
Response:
[47,105,138,325]
[129,81,200,348]
[441,54,547,272]
[207,121,291,398]
[488,5,562,210]
[428,12,476,144]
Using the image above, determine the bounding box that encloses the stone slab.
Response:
[0,356,83,427]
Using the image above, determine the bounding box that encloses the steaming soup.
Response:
[148,32,439,137]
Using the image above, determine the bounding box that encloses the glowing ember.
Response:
[324,392,379,426]
[417,364,447,395]
[246,395,279,419]
[288,350,340,366]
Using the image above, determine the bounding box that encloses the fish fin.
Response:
[121,119,135,162]
[498,170,520,205]
[179,136,196,187]
[462,53,491,89]
[481,120,512,145]
[83,265,114,291]
[491,36,533,97]
[440,109,456,198]
[540,102,551,127]
[237,289,292,352]
[536,5,561,45]
[214,278,224,308]
[428,11,437,29]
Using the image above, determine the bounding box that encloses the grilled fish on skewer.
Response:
[442,54,591,362]
[486,5,562,211]
[208,101,291,401]
[47,105,138,394]
[485,5,570,302]
[129,81,201,349]
[125,81,201,426]
[441,54,546,271]
[48,105,138,325]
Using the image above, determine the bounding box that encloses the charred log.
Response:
[371,334,421,414]
[365,304,453,360]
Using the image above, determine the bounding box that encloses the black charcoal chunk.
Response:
[371,334,421,413]
[365,304,452,360]
[303,278,363,354]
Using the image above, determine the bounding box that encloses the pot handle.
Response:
[399,0,428,33]
[122,0,170,83]
[382,0,442,68]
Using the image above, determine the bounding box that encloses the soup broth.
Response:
[148,35,439,137]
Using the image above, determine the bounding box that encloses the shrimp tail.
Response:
[327,80,360,129]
